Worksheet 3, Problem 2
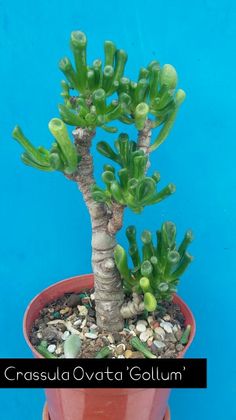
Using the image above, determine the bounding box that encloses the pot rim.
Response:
[23,273,196,360]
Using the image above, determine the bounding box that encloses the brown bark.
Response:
[72,128,124,331]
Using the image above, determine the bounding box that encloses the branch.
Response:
[107,202,125,235]
[137,118,153,168]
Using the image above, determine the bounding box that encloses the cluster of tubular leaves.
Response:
[58,31,185,149]
[91,134,175,213]
[12,119,79,174]
[114,222,193,311]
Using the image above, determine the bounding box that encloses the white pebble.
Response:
[136,323,147,333]
[160,321,173,334]
[137,320,148,326]
[62,331,70,341]
[90,293,95,300]
[85,332,98,339]
[154,327,165,340]
[153,340,166,349]
[90,324,98,331]
[140,331,151,342]
[147,316,154,325]
[73,319,82,326]
[172,325,178,333]
[77,305,88,316]
[47,344,56,353]
[117,355,125,359]
[163,314,171,321]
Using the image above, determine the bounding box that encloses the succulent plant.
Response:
[12,30,191,331]
[114,222,193,311]
[91,133,175,213]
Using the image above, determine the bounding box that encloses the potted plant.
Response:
[13,30,195,420]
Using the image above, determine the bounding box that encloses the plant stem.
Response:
[73,128,124,331]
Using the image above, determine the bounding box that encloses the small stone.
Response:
[147,316,154,325]
[154,327,165,340]
[124,350,133,359]
[47,344,56,353]
[53,312,61,319]
[67,294,81,307]
[90,293,95,300]
[55,346,63,355]
[176,343,184,352]
[90,324,98,331]
[147,337,154,347]
[60,307,70,315]
[116,344,126,355]
[81,297,90,305]
[172,325,178,333]
[85,332,98,339]
[160,321,173,334]
[129,324,135,331]
[73,319,82,326]
[152,321,160,329]
[140,331,151,342]
[163,314,171,321]
[62,331,70,341]
[136,323,147,333]
[130,351,145,359]
[37,332,43,339]
[137,320,148,326]
[165,333,177,343]
[117,355,125,359]
[153,340,166,349]
[42,326,61,341]
[81,319,87,328]
[107,334,115,344]
[77,305,88,317]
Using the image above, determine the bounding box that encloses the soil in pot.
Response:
[30,287,191,359]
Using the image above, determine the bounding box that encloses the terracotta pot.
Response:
[24,274,195,420]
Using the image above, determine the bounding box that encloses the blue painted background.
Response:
[0,0,235,418]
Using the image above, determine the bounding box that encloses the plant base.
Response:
[42,402,171,420]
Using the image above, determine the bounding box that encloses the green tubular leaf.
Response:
[102,65,115,92]
[133,155,147,179]
[178,230,194,257]
[119,92,132,112]
[103,164,115,173]
[85,113,97,126]
[49,152,64,170]
[152,171,161,183]
[150,107,178,151]
[180,325,191,345]
[91,185,110,203]
[141,260,153,277]
[134,103,149,130]
[114,244,131,283]
[87,69,96,91]
[142,183,176,205]
[59,57,79,90]
[127,178,138,195]
[149,64,161,101]
[104,40,116,66]
[134,79,149,104]
[130,337,157,359]
[138,67,149,80]
[164,250,180,276]
[93,59,102,88]
[126,226,137,247]
[119,115,134,125]
[140,277,152,293]
[101,124,118,133]
[117,133,129,167]
[104,103,122,123]
[158,283,169,292]
[129,244,141,267]
[144,292,157,312]
[93,88,106,114]
[12,126,50,166]
[160,64,178,89]
[141,230,152,245]
[118,168,129,190]
[21,153,53,171]
[162,221,177,250]
[110,181,125,204]
[118,77,131,94]
[70,31,87,92]
[48,118,78,174]
[136,177,156,203]
[96,141,120,163]
[58,104,86,127]
[147,60,160,71]
[61,80,70,101]
[102,170,115,187]
[113,49,128,84]
[170,252,193,280]
[175,89,186,106]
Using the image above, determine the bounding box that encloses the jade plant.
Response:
[12,31,193,332]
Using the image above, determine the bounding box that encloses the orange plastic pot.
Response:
[23,274,195,420]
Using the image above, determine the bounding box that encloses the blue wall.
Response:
[0,0,235,418]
